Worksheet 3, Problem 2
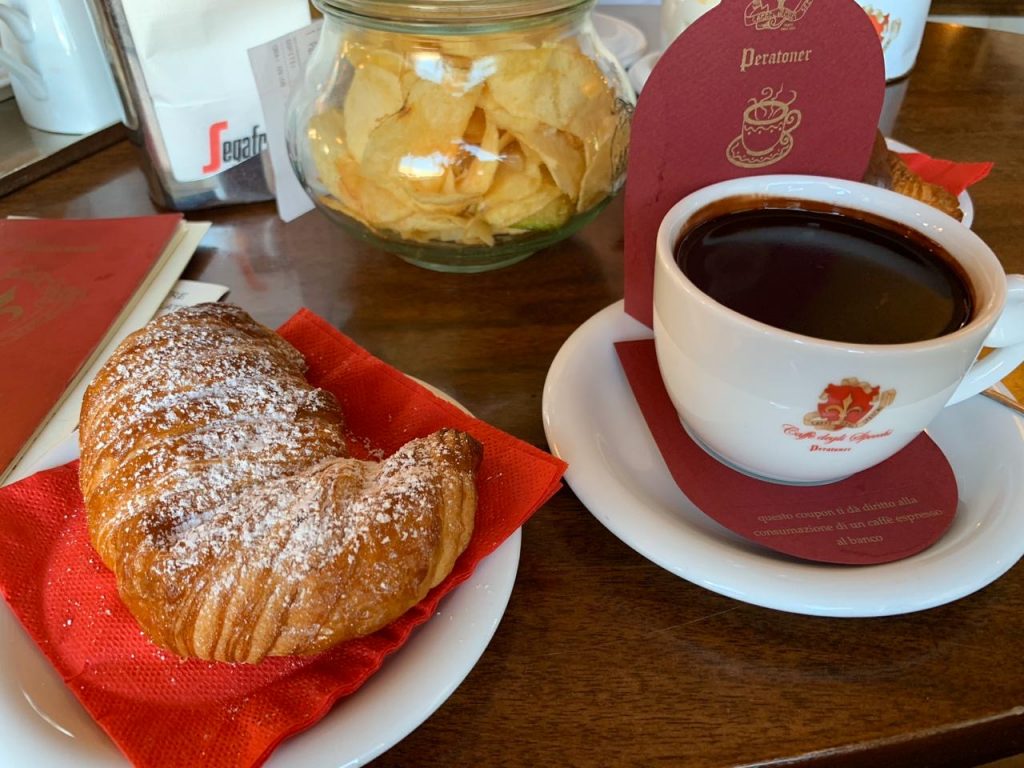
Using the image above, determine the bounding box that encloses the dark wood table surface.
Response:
[4,22,1024,768]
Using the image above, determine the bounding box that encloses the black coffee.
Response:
[675,205,973,344]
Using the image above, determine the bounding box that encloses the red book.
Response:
[0,215,183,479]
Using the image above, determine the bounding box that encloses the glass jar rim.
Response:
[315,0,592,24]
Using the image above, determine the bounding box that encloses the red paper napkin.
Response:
[897,151,994,197]
[0,309,566,768]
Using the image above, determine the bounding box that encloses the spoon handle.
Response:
[981,387,1024,417]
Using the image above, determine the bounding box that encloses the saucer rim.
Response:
[542,300,1024,617]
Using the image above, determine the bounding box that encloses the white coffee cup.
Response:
[853,0,931,81]
[0,0,123,134]
[653,176,1024,485]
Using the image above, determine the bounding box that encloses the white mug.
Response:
[853,0,931,81]
[660,0,721,49]
[653,176,1024,484]
[0,0,123,134]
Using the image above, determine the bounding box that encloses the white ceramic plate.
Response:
[0,384,520,767]
[594,12,647,69]
[542,301,1024,617]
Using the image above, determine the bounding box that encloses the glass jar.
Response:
[287,0,634,272]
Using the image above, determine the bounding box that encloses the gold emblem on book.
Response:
[0,287,22,319]
[726,86,802,168]
[743,0,814,31]
[0,268,81,347]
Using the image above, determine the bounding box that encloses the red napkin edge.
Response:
[284,308,569,490]
[896,151,994,197]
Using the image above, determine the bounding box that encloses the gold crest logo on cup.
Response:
[803,378,897,431]
[861,5,903,50]
[727,87,802,168]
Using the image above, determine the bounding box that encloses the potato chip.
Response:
[336,152,419,227]
[455,108,501,197]
[511,125,584,200]
[577,110,626,212]
[483,142,543,203]
[486,184,564,230]
[361,78,481,199]
[513,193,573,231]
[308,110,352,201]
[481,152,563,229]
[343,51,405,161]
[398,211,494,246]
[485,44,614,141]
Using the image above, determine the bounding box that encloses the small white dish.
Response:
[627,50,660,94]
[593,12,647,70]
[542,301,1024,617]
[0,383,520,767]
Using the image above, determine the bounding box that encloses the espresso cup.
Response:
[653,176,1024,484]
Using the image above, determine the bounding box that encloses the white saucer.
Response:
[542,301,1024,617]
[0,384,520,767]
[593,12,647,69]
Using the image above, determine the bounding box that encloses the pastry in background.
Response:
[862,131,963,221]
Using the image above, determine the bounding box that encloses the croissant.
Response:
[78,303,480,664]
[862,131,963,221]
[886,150,963,221]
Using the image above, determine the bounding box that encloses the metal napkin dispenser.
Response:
[89,0,309,210]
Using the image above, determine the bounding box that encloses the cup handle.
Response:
[784,109,802,133]
[0,5,33,42]
[946,274,1024,406]
[0,7,47,101]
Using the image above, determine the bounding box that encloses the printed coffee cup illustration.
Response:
[727,87,802,168]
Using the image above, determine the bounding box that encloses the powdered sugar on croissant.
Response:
[79,303,480,664]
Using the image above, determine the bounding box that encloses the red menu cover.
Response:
[0,215,183,477]
[624,0,885,326]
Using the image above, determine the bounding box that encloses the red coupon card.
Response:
[624,0,885,326]
[616,339,957,565]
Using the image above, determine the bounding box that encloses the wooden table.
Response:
[3,22,1024,768]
